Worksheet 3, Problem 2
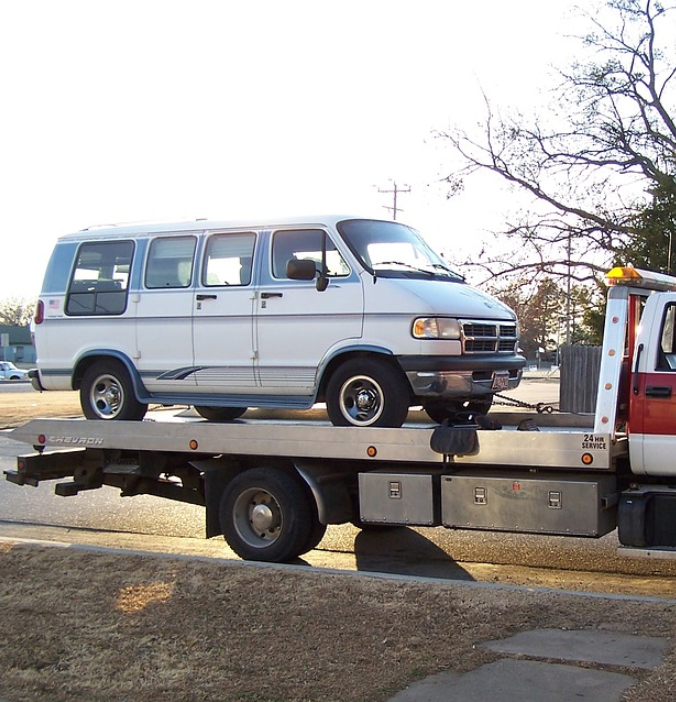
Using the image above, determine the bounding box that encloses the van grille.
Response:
[461,320,518,354]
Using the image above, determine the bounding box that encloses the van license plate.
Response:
[492,373,510,391]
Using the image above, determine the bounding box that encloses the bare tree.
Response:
[0,297,35,327]
[437,0,676,285]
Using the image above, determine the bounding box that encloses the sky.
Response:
[0,0,587,299]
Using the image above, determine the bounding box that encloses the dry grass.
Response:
[1,541,676,702]
[0,387,82,429]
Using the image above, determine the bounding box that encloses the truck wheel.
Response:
[80,360,147,421]
[194,406,247,421]
[220,468,314,562]
[326,358,410,428]
[300,512,328,555]
[424,397,493,424]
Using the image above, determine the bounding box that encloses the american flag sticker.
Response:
[49,299,60,310]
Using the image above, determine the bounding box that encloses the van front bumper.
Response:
[399,354,525,398]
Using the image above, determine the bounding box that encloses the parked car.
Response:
[0,361,28,381]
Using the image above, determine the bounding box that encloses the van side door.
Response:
[631,295,676,476]
[192,231,257,393]
[254,228,363,398]
[134,235,198,393]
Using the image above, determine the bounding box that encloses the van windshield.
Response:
[337,219,464,281]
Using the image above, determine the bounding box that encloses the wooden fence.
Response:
[559,344,602,414]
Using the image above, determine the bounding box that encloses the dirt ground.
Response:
[0,388,83,429]
[2,388,676,702]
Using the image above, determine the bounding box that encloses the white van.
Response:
[31,215,525,427]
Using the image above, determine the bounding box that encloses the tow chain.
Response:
[492,392,558,414]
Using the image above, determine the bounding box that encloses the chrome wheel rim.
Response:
[338,374,385,426]
[232,488,282,549]
[89,373,124,419]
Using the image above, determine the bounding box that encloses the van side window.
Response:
[272,229,350,279]
[658,303,676,371]
[65,241,133,316]
[203,232,256,286]
[145,236,196,288]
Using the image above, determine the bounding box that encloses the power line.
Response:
[376,181,411,220]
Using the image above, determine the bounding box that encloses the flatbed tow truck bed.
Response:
[7,410,618,472]
[4,411,630,563]
[9,266,676,563]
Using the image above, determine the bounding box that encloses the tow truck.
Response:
[6,266,676,563]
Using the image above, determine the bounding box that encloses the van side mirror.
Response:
[286,259,316,280]
[286,259,330,292]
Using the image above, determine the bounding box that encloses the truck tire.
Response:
[424,397,493,424]
[194,406,247,421]
[220,468,314,562]
[300,512,328,555]
[326,358,410,428]
[80,360,147,421]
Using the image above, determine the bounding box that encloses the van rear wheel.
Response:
[80,360,147,421]
[326,359,410,428]
[194,406,247,421]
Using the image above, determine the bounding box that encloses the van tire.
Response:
[326,358,410,428]
[194,406,247,421]
[80,360,147,421]
[424,396,493,424]
[220,468,314,562]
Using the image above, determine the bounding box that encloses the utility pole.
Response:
[376,181,411,220]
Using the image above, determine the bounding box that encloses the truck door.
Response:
[254,228,363,397]
[192,231,257,393]
[631,296,676,476]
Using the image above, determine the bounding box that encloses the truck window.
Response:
[65,241,134,316]
[271,229,349,279]
[203,232,256,286]
[145,236,196,289]
[658,303,676,371]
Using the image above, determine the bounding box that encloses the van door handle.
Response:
[261,292,283,299]
[196,294,217,301]
[646,385,673,398]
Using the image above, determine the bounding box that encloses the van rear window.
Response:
[66,241,134,316]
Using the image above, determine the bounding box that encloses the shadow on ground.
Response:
[353,526,475,581]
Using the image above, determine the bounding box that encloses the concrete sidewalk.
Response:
[388,628,670,702]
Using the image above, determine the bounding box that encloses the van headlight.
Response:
[412,317,461,340]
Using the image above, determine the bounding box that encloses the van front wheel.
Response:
[80,360,147,421]
[326,359,410,428]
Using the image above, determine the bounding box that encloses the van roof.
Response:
[60,214,394,241]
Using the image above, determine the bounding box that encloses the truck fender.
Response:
[294,459,353,525]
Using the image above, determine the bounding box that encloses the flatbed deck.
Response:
[8,411,623,472]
